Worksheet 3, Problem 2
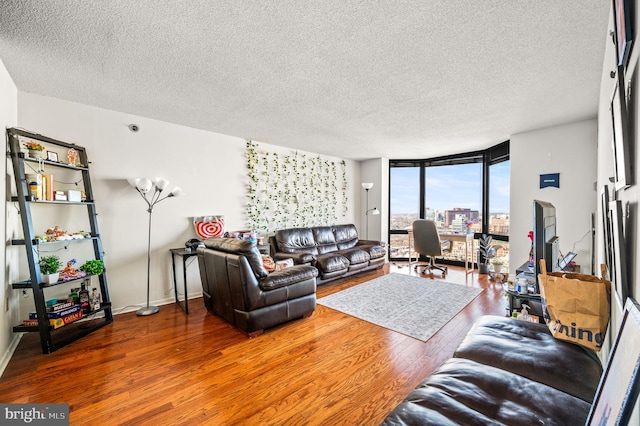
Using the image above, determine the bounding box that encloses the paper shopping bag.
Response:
[538,259,611,351]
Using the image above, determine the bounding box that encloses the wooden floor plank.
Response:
[0,263,506,425]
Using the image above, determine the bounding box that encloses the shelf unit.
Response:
[6,127,113,354]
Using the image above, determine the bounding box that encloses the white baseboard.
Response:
[0,332,23,378]
[112,292,203,315]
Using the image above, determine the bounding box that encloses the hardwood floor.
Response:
[0,263,506,425]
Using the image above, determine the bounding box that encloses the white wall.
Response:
[14,93,359,315]
[597,5,640,422]
[598,0,640,321]
[0,58,19,375]
[360,158,389,242]
[510,120,598,277]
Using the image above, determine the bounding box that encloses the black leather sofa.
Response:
[270,224,386,284]
[382,316,603,425]
[197,238,318,336]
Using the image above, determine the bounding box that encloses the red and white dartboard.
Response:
[193,216,224,239]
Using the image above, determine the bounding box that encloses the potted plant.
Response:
[23,141,45,159]
[478,234,496,274]
[491,259,506,282]
[39,255,62,284]
[80,259,104,276]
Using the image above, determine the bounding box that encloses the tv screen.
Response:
[533,200,558,290]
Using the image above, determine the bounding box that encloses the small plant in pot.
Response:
[39,255,62,284]
[478,234,496,274]
[23,140,46,159]
[79,259,104,276]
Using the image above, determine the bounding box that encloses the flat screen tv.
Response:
[533,200,559,290]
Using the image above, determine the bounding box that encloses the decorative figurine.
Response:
[68,148,78,166]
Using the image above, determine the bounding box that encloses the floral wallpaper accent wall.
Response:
[246,140,348,234]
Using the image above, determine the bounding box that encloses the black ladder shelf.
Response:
[6,127,113,354]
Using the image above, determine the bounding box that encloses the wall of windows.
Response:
[389,142,509,267]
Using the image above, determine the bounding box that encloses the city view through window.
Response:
[390,160,510,269]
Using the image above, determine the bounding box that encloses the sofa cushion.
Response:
[359,244,386,259]
[453,315,602,403]
[312,226,339,253]
[203,238,267,279]
[382,358,592,426]
[275,228,319,255]
[314,253,349,273]
[334,224,359,250]
[336,248,370,265]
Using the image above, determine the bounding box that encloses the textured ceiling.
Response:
[0,1,610,160]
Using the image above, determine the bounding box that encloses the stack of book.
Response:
[26,173,54,201]
[22,300,83,329]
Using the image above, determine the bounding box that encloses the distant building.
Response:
[445,208,479,226]
[489,214,510,235]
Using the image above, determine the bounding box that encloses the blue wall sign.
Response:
[540,173,560,189]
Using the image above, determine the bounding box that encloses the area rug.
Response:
[317,273,483,341]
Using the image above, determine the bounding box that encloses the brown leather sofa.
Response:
[270,224,386,284]
[197,238,318,336]
[382,316,603,425]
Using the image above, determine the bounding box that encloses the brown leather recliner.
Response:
[197,238,318,336]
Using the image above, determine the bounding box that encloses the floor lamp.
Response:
[130,177,183,316]
[362,182,380,239]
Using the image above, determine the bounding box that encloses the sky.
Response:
[390,161,510,214]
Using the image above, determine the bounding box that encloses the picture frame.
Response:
[612,0,633,68]
[46,151,58,162]
[610,66,632,191]
[587,298,640,425]
[609,199,628,310]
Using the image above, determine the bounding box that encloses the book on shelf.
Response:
[30,304,82,319]
[50,310,84,329]
[23,309,84,329]
[42,173,54,200]
[47,301,74,312]
[25,173,54,201]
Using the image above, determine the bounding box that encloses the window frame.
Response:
[388,141,509,264]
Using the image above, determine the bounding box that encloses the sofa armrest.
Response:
[358,239,385,247]
[273,252,315,264]
[260,265,318,290]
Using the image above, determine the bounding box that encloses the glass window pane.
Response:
[489,160,510,237]
[492,240,510,273]
[390,167,420,231]
[424,163,482,262]
[389,166,419,261]
[389,234,413,259]
[424,163,482,233]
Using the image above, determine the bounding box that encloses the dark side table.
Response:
[170,248,198,314]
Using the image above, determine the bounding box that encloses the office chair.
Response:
[412,219,451,275]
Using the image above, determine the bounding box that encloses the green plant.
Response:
[245,140,346,233]
[80,259,104,275]
[24,141,45,151]
[478,234,496,264]
[39,255,62,275]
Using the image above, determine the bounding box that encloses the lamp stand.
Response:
[130,177,182,317]
[362,183,380,240]
[137,206,159,316]
[365,188,370,239]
